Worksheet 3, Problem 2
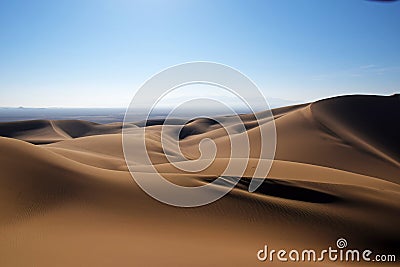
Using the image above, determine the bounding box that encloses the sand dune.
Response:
[0,95,399,266]
[0,119,126,144]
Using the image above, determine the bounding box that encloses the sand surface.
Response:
[0,95,399,266]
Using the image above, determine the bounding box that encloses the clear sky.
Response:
[0,0,399,107]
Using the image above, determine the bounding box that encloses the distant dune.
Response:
[0,94,399,266]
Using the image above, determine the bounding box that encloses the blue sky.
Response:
[0,0,399,107]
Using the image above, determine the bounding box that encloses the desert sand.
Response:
[0,94,399,266]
